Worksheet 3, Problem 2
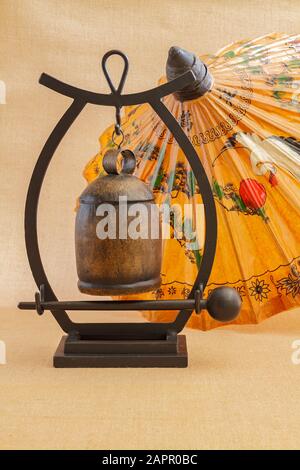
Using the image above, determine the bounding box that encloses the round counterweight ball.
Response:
[206,287,241,322]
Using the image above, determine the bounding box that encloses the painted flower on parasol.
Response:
[239,179,266,211]
[249,278,271,302]
[82,34,300,330]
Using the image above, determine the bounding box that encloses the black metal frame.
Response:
[18,50,217,366]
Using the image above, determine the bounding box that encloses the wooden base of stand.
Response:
[53,335,188,368]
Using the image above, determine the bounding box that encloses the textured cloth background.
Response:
[1,0,300,306]
[0,0,300,450]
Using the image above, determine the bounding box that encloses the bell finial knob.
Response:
[102,148,136,175]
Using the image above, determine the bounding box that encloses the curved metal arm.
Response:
[39,70,196,106]
[149,99,217,331]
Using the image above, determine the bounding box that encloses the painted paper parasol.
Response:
[83,33,300,330]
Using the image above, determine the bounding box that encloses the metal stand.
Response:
[18,50,218,368]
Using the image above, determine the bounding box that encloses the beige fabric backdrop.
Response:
[1,0,300,306]
[1,0,300,452]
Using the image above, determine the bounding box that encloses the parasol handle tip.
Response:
[166,45,213,101]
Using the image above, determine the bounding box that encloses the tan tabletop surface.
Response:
[0,307,300,450]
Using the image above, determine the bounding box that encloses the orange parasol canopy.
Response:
[83,34,300,330]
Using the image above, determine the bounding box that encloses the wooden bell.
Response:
[75,148,162,295]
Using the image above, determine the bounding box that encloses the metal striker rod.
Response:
[18,298,207,312]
